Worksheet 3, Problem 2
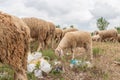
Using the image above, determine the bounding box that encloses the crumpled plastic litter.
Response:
[27,51,52,78]
[70,59,92,68]
[27,64,36,73]
[33,52,42,60]
[40,58,52,74]
[34,69,43,78]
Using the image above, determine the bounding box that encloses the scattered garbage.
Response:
[27,51,92,79]
[52,60,65,74]
[27,64,36,73]
[40,58,52,74]
[33,52,42,60]
[27,51,52,78]
[34,69,43,78]
[70,59,92,68]
[54,66,63,72]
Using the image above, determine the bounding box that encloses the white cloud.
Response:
[0,0,120,31]
[90,2,119,19]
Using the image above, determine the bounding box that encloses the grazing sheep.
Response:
[55,31,93,61]
[53,28,63,48]
[118,34,120,42]
[22,17,49,51]
[45,21,55,49]
[0,12,30,80]
[94,29,118,42]
[54,28,63,43]
[62,28,78,37]
[92,35,100,42]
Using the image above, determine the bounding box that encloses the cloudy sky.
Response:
[0,0,120,32]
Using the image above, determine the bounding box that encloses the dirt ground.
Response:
[1,41,120,80]
[41,41,120,80]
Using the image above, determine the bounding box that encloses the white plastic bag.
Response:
[34,69,43,78]
[33,52,42,60]
[27,64,36,73]
[40,58,52,74]
[27,54,34,63]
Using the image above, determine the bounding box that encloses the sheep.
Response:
[92,35,100,42]
[0,11,30,80]
[118,34,120,42]
[94,29,118,42]
[62,28,78,37]
[54,28,63,43]
[53,28,63,48]
[45,21,56,49]
[22,17,49,51]
[55,31,93,61]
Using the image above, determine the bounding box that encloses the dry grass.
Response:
[0,41,120,80]
[92,42,120,80]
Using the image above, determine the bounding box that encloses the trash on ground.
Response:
[27,64,36,73]
[27,51,52,78]
[34,69,43,78]
[70,59,92,68]
[52,60,65,73]
[40,58,52,74]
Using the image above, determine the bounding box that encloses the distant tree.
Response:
[56,25,60,28]
[97,17,109,30]
[115,26,120,34]
[70,25,74,28]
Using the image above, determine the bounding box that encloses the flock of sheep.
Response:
[0,11,120,80]
[92,29,119,42]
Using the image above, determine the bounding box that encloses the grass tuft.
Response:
[93,47,103,57]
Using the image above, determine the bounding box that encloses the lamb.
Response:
[22,17,49,51]
[0,12,30,80]
[55,31,93,61]
[62,28,78,37]
[94,29,118,42]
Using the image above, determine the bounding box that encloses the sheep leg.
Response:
[72,52,75,59]
[84,43,93,62]
[14,69,27,80]
[37,42,42,51]
[51,38,55,49]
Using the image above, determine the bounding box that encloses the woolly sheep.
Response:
[0,12,30,80]
[94,29,118,42]
[54,28,63,43]
[55,31,93,61]
[22,17,49,51]
[62,28,78,37]
[45,21,56,49]
[118,34,120,42]
[92,35,100,41]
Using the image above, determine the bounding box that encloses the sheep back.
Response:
[0,11,30,79]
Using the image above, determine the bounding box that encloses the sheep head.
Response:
[55,46,64,57]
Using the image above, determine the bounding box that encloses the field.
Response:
[0,41,120,80]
